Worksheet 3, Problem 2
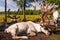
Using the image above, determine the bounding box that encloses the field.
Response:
[0,14,40,22]
[0,14,60,40]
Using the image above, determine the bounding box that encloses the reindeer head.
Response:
[41,27,50,36]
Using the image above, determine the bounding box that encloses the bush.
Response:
[0,10,41,15]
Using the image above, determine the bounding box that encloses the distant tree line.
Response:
[0,10,41,15]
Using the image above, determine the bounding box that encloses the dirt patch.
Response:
[0,32,55,40]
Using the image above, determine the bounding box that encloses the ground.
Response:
[0,31,60,40]
[0,22,60,40]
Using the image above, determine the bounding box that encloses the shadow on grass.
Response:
[52,30,60,35]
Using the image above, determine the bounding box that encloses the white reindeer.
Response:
[4,21,50,39]
[53,9,59,27]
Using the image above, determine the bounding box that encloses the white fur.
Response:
[4,22,29,39]
[27,21,49,35]
[53,11,59,27]
[4,21,49,39]
[53,11,59,22]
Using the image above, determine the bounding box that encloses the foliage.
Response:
[0,10,41,15]
[13,0,23,9]
[30,0,35,2]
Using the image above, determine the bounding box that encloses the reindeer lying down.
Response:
[4,21,50,39]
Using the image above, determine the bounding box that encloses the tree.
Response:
[13,0,23,9]
[13,0,26,21]
[5,0,7,27]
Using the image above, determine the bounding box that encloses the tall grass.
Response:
[0,14,40,22]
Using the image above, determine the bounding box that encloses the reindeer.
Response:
[7,9,20,25]
[53,9,59,27]
[4,21,50,39]
[39,2,59,27]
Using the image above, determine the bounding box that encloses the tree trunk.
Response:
[22,0,26,21]
[5,0,7,27]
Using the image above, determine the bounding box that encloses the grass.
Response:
[51,34,60,40]
[0,14,5,22]
[0,14,40,22]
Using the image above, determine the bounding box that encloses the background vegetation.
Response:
[0,9,60,22]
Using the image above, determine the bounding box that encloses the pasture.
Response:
[0,14,60,40]
[0,14,40,22]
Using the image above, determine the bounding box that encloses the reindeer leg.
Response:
[27,31,36,37]
[11,30,28,39]
[12,35,28,39]
[11,32,28,39]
